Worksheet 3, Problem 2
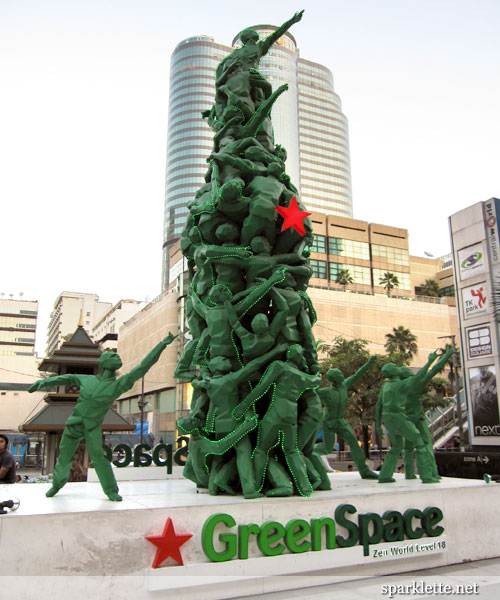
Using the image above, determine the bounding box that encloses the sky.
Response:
[1,0,499,356]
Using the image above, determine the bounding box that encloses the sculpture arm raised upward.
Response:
[236,268,287,317]
[269,289,289,338]
[259,10,304,56]
[118,334,178,394]
[233,361,285,420]
[345,355,377,389]
[224,298,251,343]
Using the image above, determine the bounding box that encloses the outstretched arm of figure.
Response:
[232,343,288,386]
[260,10,304,56]
[191,289,209,319]
[28,373,81,392]
[269,289,289,338]
[345,355,377,389]
[407,351,440,391]
[425,345,456,381]
[235,268,287,317]
[224,299,251,344]
[209,153,255,178]
[233,361,285,420]
[194,245,251,261]
[192,416,258,456]
[118,333,178,394]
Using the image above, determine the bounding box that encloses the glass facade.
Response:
[162,29,354,289]
[371,244,410,266]
[373,269,411,291]
[328,237,370,260]
[329,262,372,286]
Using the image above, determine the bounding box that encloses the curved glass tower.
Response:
[162,28,353,289]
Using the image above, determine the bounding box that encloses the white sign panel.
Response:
[461,282,489,319]
[466,325,492,358]
[458,243,486,281]
[484,199,500,265]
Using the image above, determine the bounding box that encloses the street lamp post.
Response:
[438,334,465,450]
[138,377,145,444]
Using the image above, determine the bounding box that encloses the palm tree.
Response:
[420,278,440,297]
[335,268,354,292]
[379,271,399,297]
[384,326,418,362]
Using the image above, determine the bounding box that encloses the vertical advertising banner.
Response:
[458,243,486,281]
[484,198,500,267]
[469,365,500,439]
[466,325,492,358]
[461,282,489,319]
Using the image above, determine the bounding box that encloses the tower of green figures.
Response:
[176,11,331,498]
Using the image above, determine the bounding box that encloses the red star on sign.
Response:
[275,196,311,236]
[145,518,192,568]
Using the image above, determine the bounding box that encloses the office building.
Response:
[46,292,111,356]
[162,26,352,289]
[0,297,42,434]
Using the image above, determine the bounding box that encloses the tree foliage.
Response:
[335,268,354,291]
[420,278,441,297]
[379,271,399,296]
[384,326,418,362]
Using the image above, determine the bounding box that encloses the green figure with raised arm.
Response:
[196,344,287,498]
[28,334,178,501]
[317,356,378,479]
[399,345,455,479]
[233,345,321,497]
[376,360,440,484]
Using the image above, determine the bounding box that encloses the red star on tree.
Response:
[145,518,193,568]
[275,196,311,236]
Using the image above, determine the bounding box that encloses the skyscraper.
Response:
[162,27,353,289]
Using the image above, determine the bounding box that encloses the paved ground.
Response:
[229,557,500,599]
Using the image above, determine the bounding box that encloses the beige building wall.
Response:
[116,290,180,442]
[91,299,146,350]
[0,355,44,431]
[310,288,458,367]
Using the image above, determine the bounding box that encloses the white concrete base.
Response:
[86,464,185,481]
[1,473,499,600]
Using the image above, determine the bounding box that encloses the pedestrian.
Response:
[0,434,17,484]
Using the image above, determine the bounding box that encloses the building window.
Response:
[328,237,370,260]
[310,260,327,279]
[310,234,326,253]
[439,285,455,297]
[371,244,409,266]
[373,269,411,291]
[329,263,371,286]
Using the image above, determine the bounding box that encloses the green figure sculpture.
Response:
[317,357,379,479]
[191,345,287,498]
[400,345,455,479]
[376,359,441,484]
[29,334,177,501]
[182,416,258,489]
[233,346,321,497]
[176,12,330,498]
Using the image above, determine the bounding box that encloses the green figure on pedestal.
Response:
[376,356,442,484]
[29,334,177,501]
[400,345,455,479]
[317,356,379,479]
